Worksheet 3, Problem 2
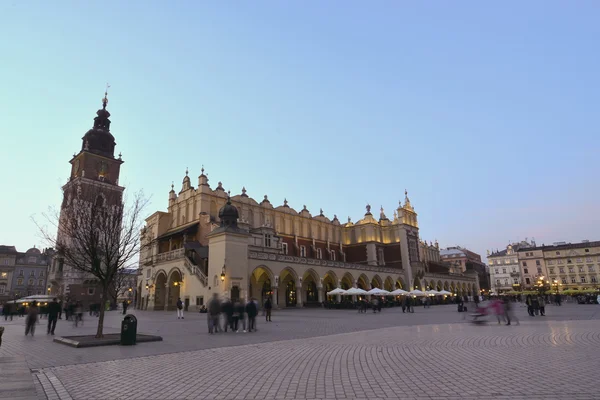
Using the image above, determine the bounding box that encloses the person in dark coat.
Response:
[2,302,12,321]
[234,300,246,332]
[25,301,39,336]
[207,294,221,334]
[264,297,272,322]
[122,300,128,315]
[246,298,258,332]
[47,298,61,335]
[222,298,234,332]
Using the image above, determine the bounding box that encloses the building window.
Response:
[19,270,24,276]
[28,278,34,286]
[496,279,500,286]
[537,268,542,274]
[17,278,23,285]
[502,268,506,274]
[512,268,516,273]
[567,259,572,264]
[29,271,35,277]
[146,269,151,279]
[549,268,555,275]
[28,256,36,263]
[586,257,592,262]
[88,288,95,295]
[281,242,288,255]
[196,296,204,306]
[592,276,598,283]
[300,246,306,258]
[524,268,528,274]
[561,278,567,284]
[578,267,584,273]
[547,260,554,265]
[556,251,560,255]
[559,268,565,273]
[589,266,595,272]
[2,259,9,265]
[580,276,586,283]
[585,249,589,253]
[504,278,508,285]
[0,285,5,294]
[1,272,7,278]
[576,258,582,263]
[264,234,272,248]
[316,248,322,259]
[571,277,576,284]
[557,259,563,264]
[38,280,44,286]
[39,271,44,277]
[494,269,499,274]
[525,278,530,284]
[569,267,574,273]
[522,261,527,267]
[330,250,336,261]
[536,260,540,266]
[513,278,518,284]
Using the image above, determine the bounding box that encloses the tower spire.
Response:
[103,83,110,110]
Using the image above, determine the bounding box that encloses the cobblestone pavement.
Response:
[0,303,598,399]
[36,319,600,400]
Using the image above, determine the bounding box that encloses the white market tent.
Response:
[327,288,348,295]
[425,290,440,296]
[390,289,409,296]
[367,288,390,296]
[344,287,368,295]
[438,290,453,295]
[409,289,427,297]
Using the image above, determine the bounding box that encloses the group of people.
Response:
[525,294,546,316]
[201,294,268,334]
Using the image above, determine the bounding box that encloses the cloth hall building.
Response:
[137,170,480,311]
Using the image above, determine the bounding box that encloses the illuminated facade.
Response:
[137,170,479,311]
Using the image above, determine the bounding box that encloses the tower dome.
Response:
[218,194,239,228]
[81,90,116,158]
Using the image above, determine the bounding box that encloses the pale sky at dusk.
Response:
[1,1,598,259]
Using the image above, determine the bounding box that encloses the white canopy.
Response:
[327,288,347,295]
[438,290,453,295]
[344,287,368,295]
[425,290,440,295]
[409,289,427,297]
[367,288,390,295]
[390,289,409,296]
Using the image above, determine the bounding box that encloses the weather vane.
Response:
[102,83,110,109]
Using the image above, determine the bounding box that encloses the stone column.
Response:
[336,280,342,303]
[296,285,302,307]
[317,284,323,303]
[164,283,169,311]
[271,286,278,309]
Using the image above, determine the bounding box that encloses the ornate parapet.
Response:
[248,250,403,275]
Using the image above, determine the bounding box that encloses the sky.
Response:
[1,1,599,260]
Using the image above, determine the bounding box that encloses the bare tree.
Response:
[36,182,148,338]
[110,269,136,307]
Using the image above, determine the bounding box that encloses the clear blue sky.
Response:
[1,1,599,259]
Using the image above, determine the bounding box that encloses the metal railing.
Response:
[183,256,208,287]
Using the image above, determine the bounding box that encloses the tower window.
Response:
[330,250,336,261]
[281,243,288,255]
[300,246,306,257]
[316,248,322,259]
[264,234,271,248]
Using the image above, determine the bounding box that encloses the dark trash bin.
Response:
[121,314,137,345]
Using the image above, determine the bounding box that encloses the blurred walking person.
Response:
[208,293,221,334]
[25,301,39,336]
[504,297,519,326]
[47,298,61,335]
[246,298,258,332]
[264,297,272,322]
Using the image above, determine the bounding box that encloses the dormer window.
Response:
[264,234,272,248]
[316,248,322,259]
[281,243,288,255]
[330,250,336,261]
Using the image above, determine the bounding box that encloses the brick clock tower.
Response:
[48,90,125,296]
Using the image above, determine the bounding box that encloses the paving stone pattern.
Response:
[1,303,599,399]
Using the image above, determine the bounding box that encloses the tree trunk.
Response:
[96,286,109,338]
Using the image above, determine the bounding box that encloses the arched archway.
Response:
[395,277,405,290]
[340,272,354,290]
[323,271,338,301]
[357,273,369,290]
[371,275,382,289]
[279,267,298,307]
[384,276,394,291]
[302,269,320,304]
[167,269,182,311]
[154,271,167,310]
[250,266,274,305]
[444,281,449,290]
[413,276,422,290]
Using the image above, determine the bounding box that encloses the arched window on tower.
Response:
[95,194,106,207]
